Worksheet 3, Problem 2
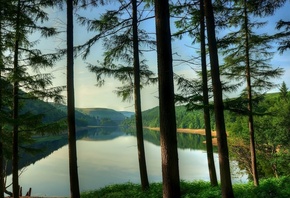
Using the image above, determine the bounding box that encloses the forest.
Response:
[121,91,290,180]
[0,0,290,198]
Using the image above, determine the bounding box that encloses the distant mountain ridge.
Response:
[77,108,128,125]
[24,99,134,127]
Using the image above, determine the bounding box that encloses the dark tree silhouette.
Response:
[154,0,181,197]
[132,0,149,190]
[199,0,218,187]
[204,0,234,197]
[67,0,81,197]
[12,1,21,196]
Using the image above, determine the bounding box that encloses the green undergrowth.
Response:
[81,177,290,198]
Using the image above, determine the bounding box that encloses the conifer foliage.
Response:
[0,0,63,196]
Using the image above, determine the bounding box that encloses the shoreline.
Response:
[145,127,218,145]
[145,127,217,136]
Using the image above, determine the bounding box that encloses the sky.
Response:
[35,2,290,112]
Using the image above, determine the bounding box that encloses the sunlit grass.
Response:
[81,177,290,198]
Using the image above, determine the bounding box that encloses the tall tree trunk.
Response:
[67,0,80,197]
[132,0,149,190]
[200,0,218,187]
[0,65,4,198]
[0,8,5,198]
[0,91,4,198]
[243,0,259,186]
[204,0,234,197]
[0,127,3,198]
[154,0,181,197]
[12,1,21,197]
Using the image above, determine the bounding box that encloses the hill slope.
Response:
[77,108,127,125]
[121,92,286,130]
[24,100,98,127]
[121,106,209,129]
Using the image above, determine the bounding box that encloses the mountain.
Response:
[121,105,207,129]
[24,100,132,127]
[24,100,98,127]
[77,108,127,125]
[121,92,287,130]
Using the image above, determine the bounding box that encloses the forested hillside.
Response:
[24,100,98,127]
[22,100,127,128]
[77,108,126,125]
[121,105,213,129]
[121,91,290,179]
[121,92,288,134]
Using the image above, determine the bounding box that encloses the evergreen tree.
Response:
[154,0,181,197]
[0,1,6,196]
[67,0,80,197]
[279,81,289,101]
[132,0,149,190]
[12,1,21,195]
[171,0,218,186]
[0,30,3,198]
[199,0,218,187]
[204,0,234,197]
[77,0,156,190]
[0,0,63,196]
[276,20,290,53]
[219,0,284,186]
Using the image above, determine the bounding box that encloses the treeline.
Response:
[122,90,290,180]
[122,105,211,129]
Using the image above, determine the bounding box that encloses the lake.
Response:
[6,128,247,197]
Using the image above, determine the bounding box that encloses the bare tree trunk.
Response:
[132,0,149,190]
[12,1,21,197]
[154,0,180,197]
[0,117,3,198]
[67,0,80,197]
[0,8,5,198]
[204,0,234,197]
[0,100,3,198]
[200,0,218,187]
[243,0,259,186]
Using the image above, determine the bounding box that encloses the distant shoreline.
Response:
[145,127,218,145]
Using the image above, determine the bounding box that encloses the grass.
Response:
[81,177,290,198]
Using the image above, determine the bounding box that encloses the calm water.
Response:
[7,129,247,196]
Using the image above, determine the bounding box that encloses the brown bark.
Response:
[243,0,259,186]
[200,0,218,187]
[67,0,80,197]
[12,1,21,197]
[132,0,149,190]
[154,0,181,197]
[0,8,5,198]
[204,0,234,197]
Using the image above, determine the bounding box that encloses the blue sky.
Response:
[35,2,290,112]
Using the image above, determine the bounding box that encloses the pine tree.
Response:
[12,1,21,195]
[199,0,218,187]
[0,0,63,196]
[279,81,289,101]
[154,0,181,197]
[67,0,80,197]
[76,0,156,190]
[204,0,234,197]
[276,19,290,54]
[0,33,3,198]
[219,0,284,186]
[132,0,149,190]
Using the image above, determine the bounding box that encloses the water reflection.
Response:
[6,128,247,197]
